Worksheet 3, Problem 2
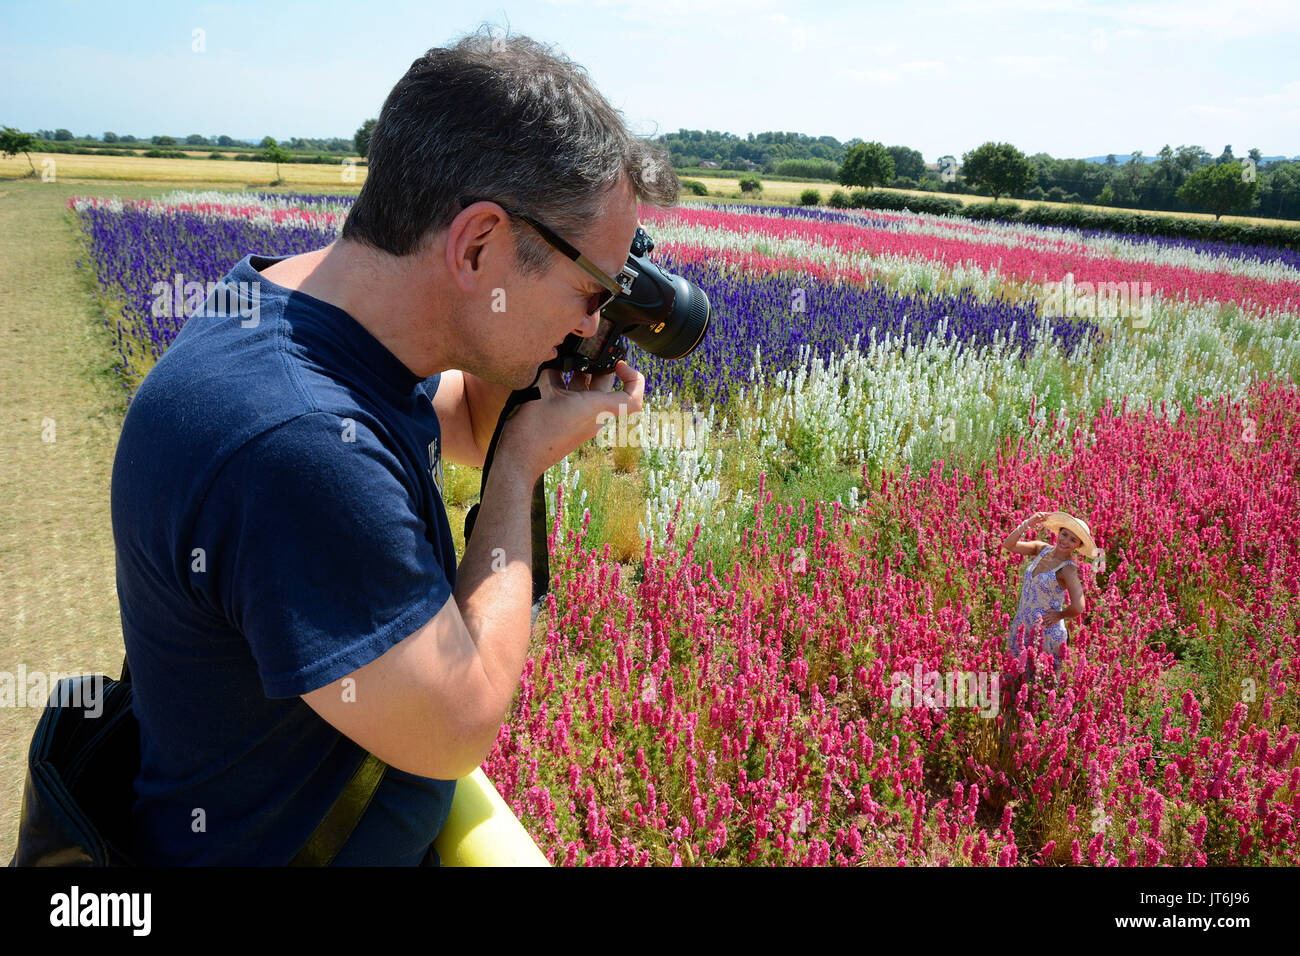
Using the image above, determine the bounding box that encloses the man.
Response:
[110,28,676,864]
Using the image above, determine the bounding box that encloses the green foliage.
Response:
[738,175,762,193]
[680,178,709,196]
[960,141,1036,201]
[845,188,964,217]
[839,141,894,189]
[885,145,925,180]
[1177,161,1259,220]
[962,201,1023,220]
[143,148,187,159]
[0,126,37,172]
[151,135,177,146]
[354,118,377,159]
[828,189,850,208]
[775,157,840,180]
[260,139,292,182]
[657,128,847,172]
[1002,202,1300,250]
[799,188,821,206]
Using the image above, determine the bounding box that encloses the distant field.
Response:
[678,172,1300,228]
[4,152,1297,229]
[0,151,367,188]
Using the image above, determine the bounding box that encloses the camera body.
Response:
[540,226,711,375]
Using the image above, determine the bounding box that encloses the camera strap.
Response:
[462,380,550,627]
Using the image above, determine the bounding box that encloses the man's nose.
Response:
[574,309,601,338]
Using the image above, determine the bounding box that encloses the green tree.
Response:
[0,126,37,174]
[152,135,176,146]
[53,128,74,141]
[738,174,762,194]
[354,119,376,158]
[1260,161,1300,218]
[839,141,894,189]
[102,131,119,143]
[1176,161,1258,219]
[885,145,924,181]
[960,141,1035,201]
[217,134,234,147]
[260,138,292,184]
[1175,145,1210,174]
[185,134,209,146]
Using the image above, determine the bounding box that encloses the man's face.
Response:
[487,177,641,389]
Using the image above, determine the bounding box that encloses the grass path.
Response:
[0,180,169,857]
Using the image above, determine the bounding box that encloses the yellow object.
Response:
[433,767,550,867]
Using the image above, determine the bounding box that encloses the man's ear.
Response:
[444,203,510,294]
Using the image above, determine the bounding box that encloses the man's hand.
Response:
[495,361,644,483]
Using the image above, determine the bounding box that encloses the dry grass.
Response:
[611,441,641,474]
[600,472,649,563]
[681,175,830,204]
[0,180,146,856]
[0,151,368,189]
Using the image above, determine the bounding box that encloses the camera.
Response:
[540,225,711,374]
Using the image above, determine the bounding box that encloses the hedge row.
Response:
[19,140,365,167]
[30,140,140,157]
[843,190,1300,251]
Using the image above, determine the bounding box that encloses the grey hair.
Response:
[341,25,679,274]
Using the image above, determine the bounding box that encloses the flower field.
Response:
[72,190,1300,865]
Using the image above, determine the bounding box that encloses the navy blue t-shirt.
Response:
[111,253,459,865]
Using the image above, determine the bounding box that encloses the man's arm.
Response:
[300,459,535,780]
[303,363,643,781]
[429,370,513,468]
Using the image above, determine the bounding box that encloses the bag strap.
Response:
[122,653,388,866]
[289,751,388,866]
[463,381,549,609]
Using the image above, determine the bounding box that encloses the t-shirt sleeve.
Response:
[189,411,454,698]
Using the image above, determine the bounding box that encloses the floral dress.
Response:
[1007,546,1075,666]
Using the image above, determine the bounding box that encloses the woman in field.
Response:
[1001,510,1098,674]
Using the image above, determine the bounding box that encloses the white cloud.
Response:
[990,54,1069,69]
[835,67,902,86]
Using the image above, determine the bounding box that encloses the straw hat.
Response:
[1042,511,1100,560]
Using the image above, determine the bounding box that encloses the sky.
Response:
[2,0,1298,161]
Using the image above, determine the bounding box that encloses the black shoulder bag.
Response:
[9,658,386,867]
